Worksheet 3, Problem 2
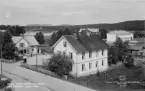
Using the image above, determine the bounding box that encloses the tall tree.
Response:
[3,43,17,60]
[3,31,12,47]
[99,29,107,39]
[35,32,45,44]
[108,38,130,65]
[49,28,75,46]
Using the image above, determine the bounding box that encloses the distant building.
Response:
[51,33,109,77]
[107,30,134,43]
[79,28,100,34]
[12,35,41,56]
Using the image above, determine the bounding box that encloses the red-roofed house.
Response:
[51,33,109,77]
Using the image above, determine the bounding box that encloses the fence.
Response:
[1,59,16,63]
[21,63,58,77]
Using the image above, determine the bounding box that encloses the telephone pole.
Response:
[0,44,2,75]
[0,30,5,76]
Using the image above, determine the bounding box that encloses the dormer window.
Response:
[63,41,67,47]
[19,43,24,47]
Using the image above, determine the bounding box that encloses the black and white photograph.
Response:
[0,0,145,91]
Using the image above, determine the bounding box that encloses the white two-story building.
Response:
[12,35,41,56]
[107,30,134,43]
[51,33,109,77]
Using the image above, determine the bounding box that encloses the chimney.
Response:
[73,32,79,39]
[20,34,24,37]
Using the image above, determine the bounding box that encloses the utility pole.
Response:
[0,30,4,76]
[0,44,2,75]
[36,46,38,70]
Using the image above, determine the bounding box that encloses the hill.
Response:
[24,20,145,32]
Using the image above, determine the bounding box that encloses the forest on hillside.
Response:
[25,20,145,32]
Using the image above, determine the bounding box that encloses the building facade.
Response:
[12,35,41,56]
[51,34,109,77]
[107,30,134,43]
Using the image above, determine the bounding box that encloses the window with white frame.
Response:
[96,51,99,57]
[82,64,85,71]
[102,49,104,56]
[96,61,98,68]
[63,41,67,47]
[102,60,104,66]
[69,52,73,59]
[82,52,85,59]
[89,51,92,58]
[19,43,25,47]
[89,63,92,69]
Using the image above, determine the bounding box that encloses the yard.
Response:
[67,63,145,91]
[26,54,52,65]
[25,61,145,91]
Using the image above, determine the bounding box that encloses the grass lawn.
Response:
[68,64,145,91]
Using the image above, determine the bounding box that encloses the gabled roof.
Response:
[77,34,109,51]
[52,34,109,53]
[12,36,22,44]
[12,36,39,46]
[79,28,99,33]
[108,30,133,35]
[63,35,87,52]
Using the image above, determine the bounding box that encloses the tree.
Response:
[0,25,25,36]
[124,54,134,68]
[49,28,75,46]
[99,29,107,39]
[3,43,17,60]
[108,38,130,65]
[35,32,44,44]
[48,53,73,76]
[3,31,12,47]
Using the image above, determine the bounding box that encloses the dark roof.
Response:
[63,35,87,52]
[63,34,109,53]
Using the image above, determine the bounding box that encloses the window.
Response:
[69,52,73,59]
[19,43,24,47]
[82,64,85,71]
[63,42,67,47]
[57,51,61,53]
[102,60,104,66]
[102,49,104,56]
[89,51,92,58]
[96,51,98,57]
[96,61,98,68]
[37,49,39,53]
[82,52,85,59]
[89,63,92,69]
[63,51,66,55]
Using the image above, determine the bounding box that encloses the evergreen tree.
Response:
[35,32,45,44]
[3,43,16,60]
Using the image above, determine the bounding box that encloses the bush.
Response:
[4,87,13,91]
[0,78,11,89]
[48,53,73,77]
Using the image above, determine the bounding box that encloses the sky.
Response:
[0,0,145,25]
